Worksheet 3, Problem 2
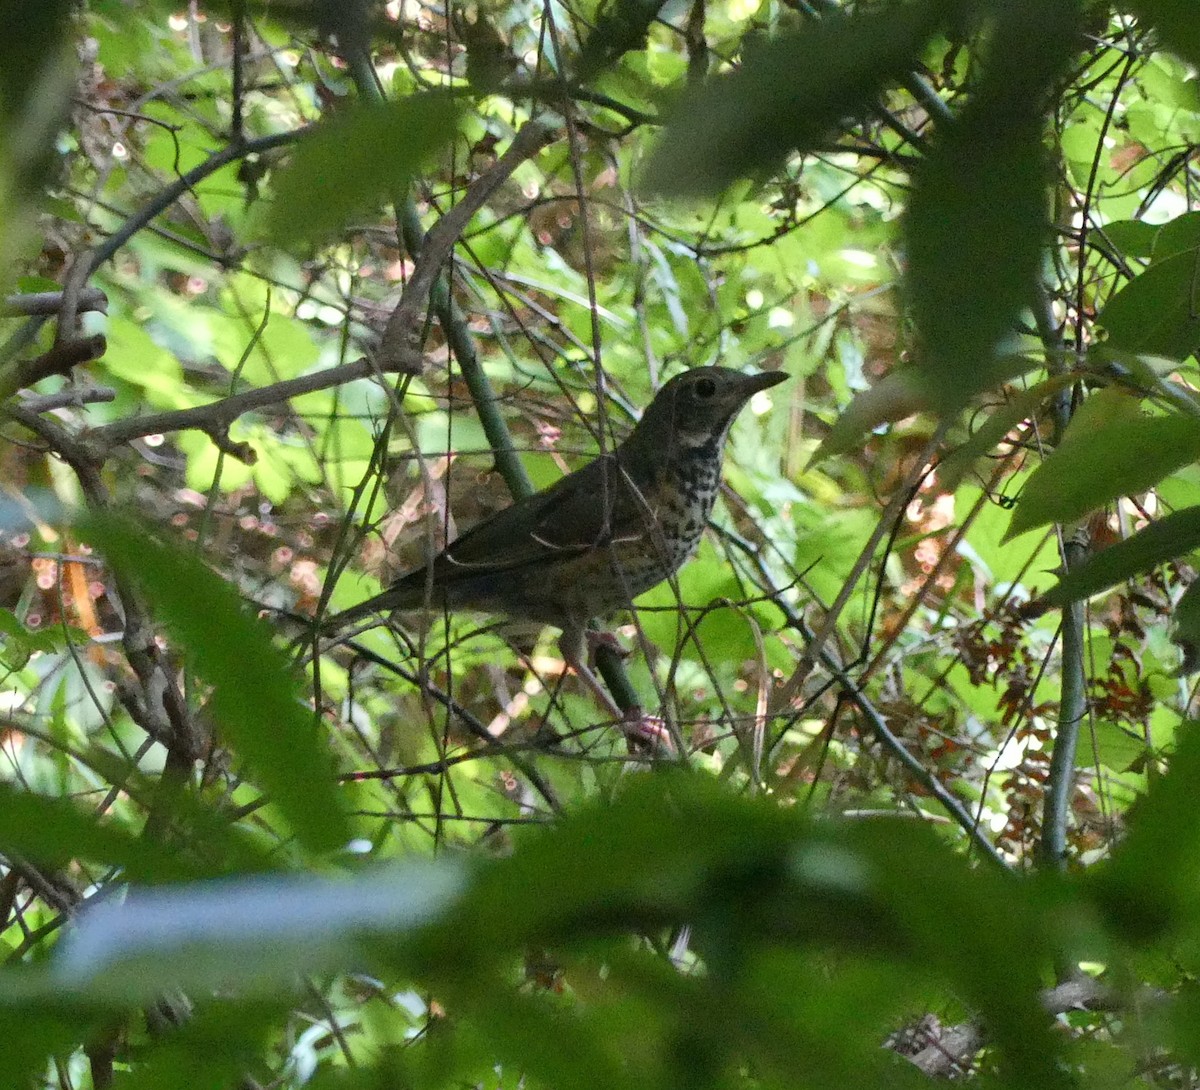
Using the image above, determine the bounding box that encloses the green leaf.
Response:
[1174,578,1200,673]
[906,0,1081,410]
[817,356,1044,465]
[0,783,196,881]
[1126,0,1200,69]
[641,0,955,197]
[579,0,671,79]
[1094,711,1200,939]
[5,775,1078,1086]
[79,513,349,854]
[1099,249,1200,360]
[813,368,927,462]
[1152,209,1200,261]
[1039,506,1200,606]
[1099,218,1159,260]
[263,93,461,248]
[1005,396,1200,539]
[937,374,1076,491]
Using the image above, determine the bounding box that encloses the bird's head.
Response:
[633,367,788,454]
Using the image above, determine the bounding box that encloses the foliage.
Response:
[3,0,1200,1087]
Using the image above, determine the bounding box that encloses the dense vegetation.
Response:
[4,0,1200,1086]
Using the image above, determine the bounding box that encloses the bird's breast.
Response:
[595,453,721,602]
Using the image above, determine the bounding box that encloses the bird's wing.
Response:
[417,454,658,583]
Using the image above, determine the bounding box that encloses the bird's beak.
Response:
[741,370,788,395]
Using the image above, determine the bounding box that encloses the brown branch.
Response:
[13,333,108,390]
[85,354,388,454]
[19,385,116,414]
[2,289,108,317]
[377,117,557,372]
[5,404,201,762]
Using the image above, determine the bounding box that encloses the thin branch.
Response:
[84,354,385,452]
[17,385,115,414]
[378,116,558,373]
[11,334,107,391]
[2,289,107,317]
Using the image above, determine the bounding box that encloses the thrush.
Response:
[322,366,786,717]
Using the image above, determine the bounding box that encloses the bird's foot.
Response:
[620,706,675,756]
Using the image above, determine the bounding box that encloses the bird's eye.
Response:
[694,378,717,399]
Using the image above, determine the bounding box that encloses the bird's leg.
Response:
[557,627,674,754]
[583,628,630,666]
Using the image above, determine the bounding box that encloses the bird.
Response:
[321,366,787,728]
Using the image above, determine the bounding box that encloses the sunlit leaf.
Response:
[1038,506,1200,607]
[1005,395,1200,540]
[813,368,927,462]
[49,863,465,1001]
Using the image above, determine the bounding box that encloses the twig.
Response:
[769,428,945,717]
[0,127,309,394]
[12,334,108,390]
[18,385,116,414]
[2,289,107,317]
[813,634,1007,868]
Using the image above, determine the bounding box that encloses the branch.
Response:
[0,127,309,396]
[377,116,557,373]
[2,289,107,317]
[12,333,108,391]
[817,639,1007,868]
[85,354,386,454]
[4,404,201,762]
[900,976,1121,1077]
[19,385,116,414]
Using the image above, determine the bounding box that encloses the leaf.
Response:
[579,0,671,79]
[1173,578,1200,673]
[1038,506,1200,607]
[47,863,466,1002]
[1099,218,1159,260]
[812,368,927,462]
[815,356,1044,465]
[1126,0,1200,69]
[1094,710,1200,938]
[263,93,461,249]
[906,0,1081,411]
[4,775,1077,1086]
[1098,248,1200,360]
[1005,399,1200,540]
[641,0,956,197]
[1153,210,1200,261]
[937,374,1076,491]
[79,513,349,854]
[0,783,196,881]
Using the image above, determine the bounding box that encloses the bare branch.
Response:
[13,333,108,390]
[378,117,557,372]
[84,354,393,454]
[2,289,108,317]
[19,385,116,414]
